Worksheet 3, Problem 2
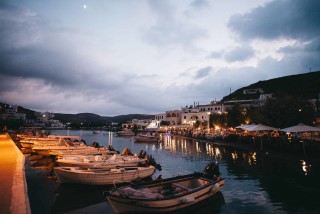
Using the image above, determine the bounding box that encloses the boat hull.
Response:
[134,136,158,143]
[54,166,156,185]
[56,157,145,169]
[106,174,224,213]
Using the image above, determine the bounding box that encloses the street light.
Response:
[207,112,211,134]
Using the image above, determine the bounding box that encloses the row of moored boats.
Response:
[17,132,224,213]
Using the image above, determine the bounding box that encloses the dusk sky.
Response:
[1,0,319,116]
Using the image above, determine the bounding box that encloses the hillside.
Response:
[222,71,320,101]
[54,113,154,124]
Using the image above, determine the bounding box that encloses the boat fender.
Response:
[210,183,220,193]
[181,197,195,203]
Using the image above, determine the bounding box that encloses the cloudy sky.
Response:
[1,0,319,116]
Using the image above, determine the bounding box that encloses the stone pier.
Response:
[0,134,31,214]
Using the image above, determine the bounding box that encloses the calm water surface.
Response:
[27,130,320,214]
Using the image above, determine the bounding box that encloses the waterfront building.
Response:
[181,104,210,128]
[164,110,181,125]
[223,91,273,110]
[23,111,65,129]
[0,105,26,121]
[122,119,152,130]
[155,113,166,123]
[155,102,226,130]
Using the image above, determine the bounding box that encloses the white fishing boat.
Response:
[104,162,224,213]
[56,153,147,168]
[93,130,107,134]
[135,133,159,143]
[116,129,135,137]
[32,140,105,156]
[20,135,81,148]
[54,165,156,185]
[52,147,114,157]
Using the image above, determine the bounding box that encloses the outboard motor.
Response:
[138,150,146,159]
[108,145,120,154]
[108,145,116,151]
[145,154,162,171]
[203,162,221,180]
[91,142,101,148]
[121,147,133,156]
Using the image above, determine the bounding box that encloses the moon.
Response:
[83,5,87,9]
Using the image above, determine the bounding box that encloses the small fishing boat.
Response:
[54,165,156,185]
[104,162,224,213]
[116,129,135,137]
[20,135,80,148]
[32,144,105,156]
[135,133,159,143]
[93,130,107,134]
[56,153,147,168]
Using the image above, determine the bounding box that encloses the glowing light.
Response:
[301,160,311,175]
[83,5,87,9]
[231,151,238,161]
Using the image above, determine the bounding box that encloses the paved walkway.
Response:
[0,134,31,214]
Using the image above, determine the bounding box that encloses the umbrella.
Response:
[245,123,278,132]
[236,123,256,130]
[280,123,320,155]
[245,123,278,150]
[280,123,320,133]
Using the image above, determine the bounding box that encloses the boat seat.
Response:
[172,183,192,191]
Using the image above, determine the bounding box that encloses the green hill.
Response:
[54,113,154,124]
[222,71,320,101]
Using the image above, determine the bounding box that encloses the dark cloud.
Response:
[190,0,210,9]
[0,4,121,93]
[228,0,320,41]
[227,0,320,75]
[195,66,212,79]
[143,0,208,50]
[224,45,254,62]
[208,51,223,59]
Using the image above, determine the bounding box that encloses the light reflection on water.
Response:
[38,130,320,214]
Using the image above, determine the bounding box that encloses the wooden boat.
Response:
[52,148,111,157]
[104,162,224,213]
[32,144,104,156]
[54,165,156,185]
[116,129,135,137]
[31,136,108,156]
[20,135,81,148]
[135,134,159,143]
[93,130,106,134]
[56,153,147,168]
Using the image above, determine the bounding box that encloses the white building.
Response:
[181,104,210,126]
[155,102,226,128]
[1,105,26,121]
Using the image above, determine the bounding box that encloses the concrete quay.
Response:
[0,134,31,214]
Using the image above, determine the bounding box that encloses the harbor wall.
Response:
[0,133,31,214]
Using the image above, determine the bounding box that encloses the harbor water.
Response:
[26,130,320,214]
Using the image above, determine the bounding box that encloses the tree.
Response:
[226,103,245,127]
[210,113,227,128]
[194,119,200,129]
[260,95,316,128]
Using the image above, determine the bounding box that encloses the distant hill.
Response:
[54,113,154,124]
[222,71,320,101]
[0,102,154,124]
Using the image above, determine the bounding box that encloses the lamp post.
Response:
[207,112,211,134]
